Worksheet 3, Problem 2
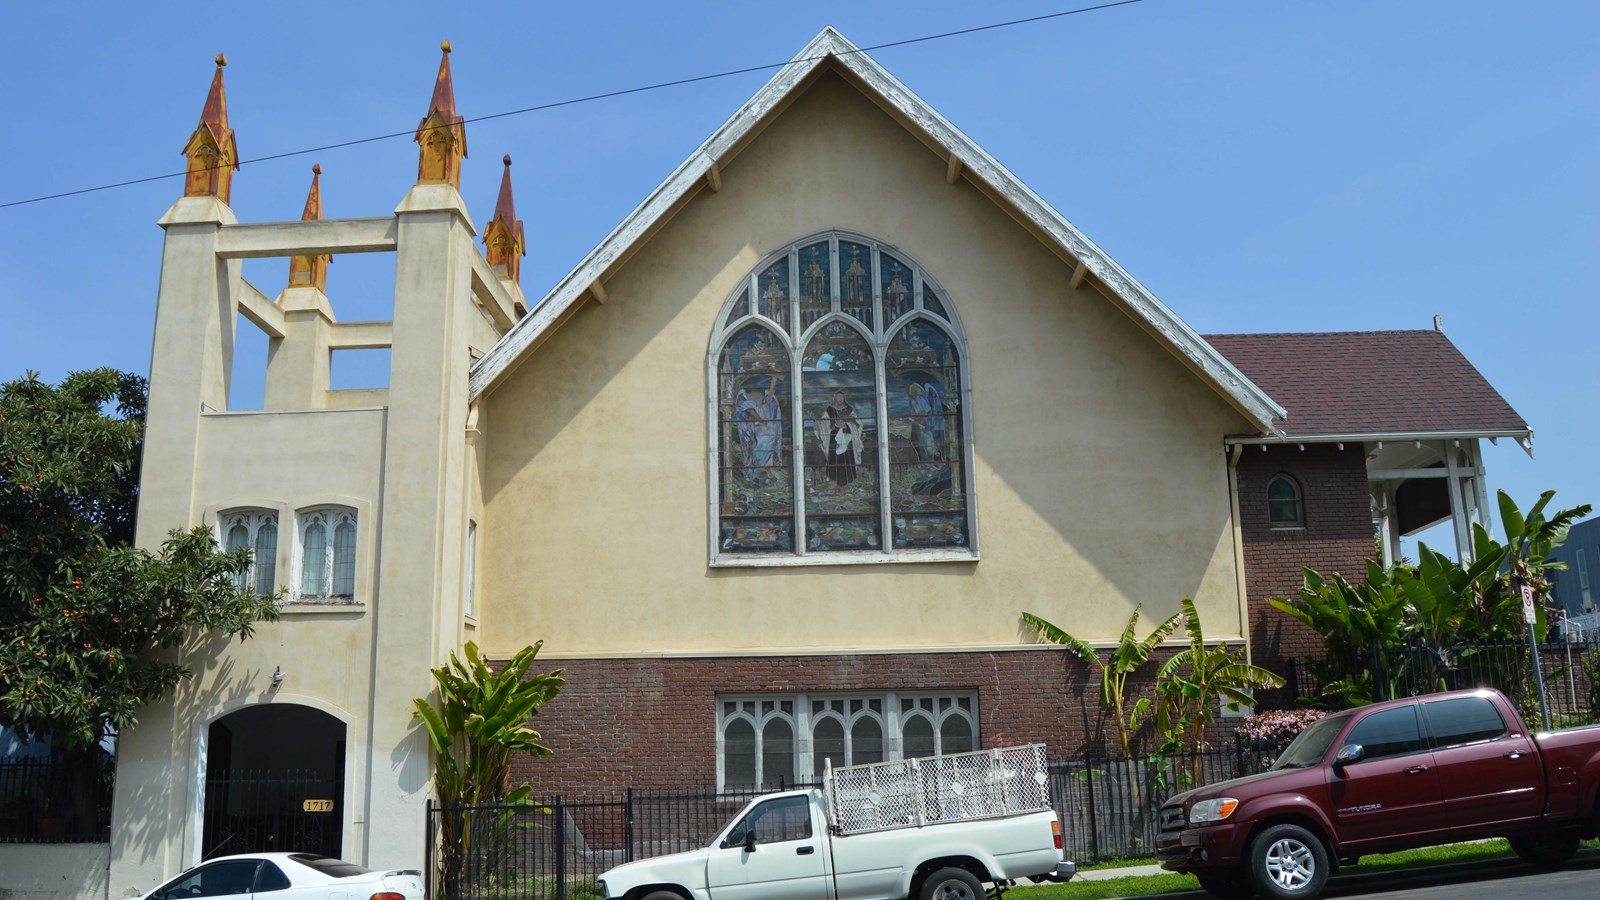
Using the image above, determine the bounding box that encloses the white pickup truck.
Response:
[597,744,1075,900]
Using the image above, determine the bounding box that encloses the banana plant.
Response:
[413,641,565,897]
[1024,606,1178,757]
[1154,597,1283,784]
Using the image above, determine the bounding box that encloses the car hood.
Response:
[1166,766,1325,808]
[601,846,711,895]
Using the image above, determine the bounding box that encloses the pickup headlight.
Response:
[1188,797,1239,825]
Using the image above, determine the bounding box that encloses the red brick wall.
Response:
[509,650,1214,794]
[1236,443,1373,693]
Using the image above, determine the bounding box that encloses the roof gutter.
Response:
[1225,427,1535,457]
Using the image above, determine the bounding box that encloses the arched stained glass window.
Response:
[804,322,880,551]
[332,520,357,596]
[220,510,278,596]
[716,325,794,553]
[301,523,327,595]
[227,523,251,590]
[295,506,359,602]
[253,522,277,597]
[709,232,974,561]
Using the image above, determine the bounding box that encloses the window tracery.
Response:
[710,232,973,562]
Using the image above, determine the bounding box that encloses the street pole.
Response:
[1520,582,1552,732]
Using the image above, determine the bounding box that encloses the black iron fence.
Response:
[1048,747,1276,863]
[0,756,113,843]
[1375,639,1600,730]
[201,767,344,860]
[424,751,1293,898]
[426,786,816,900]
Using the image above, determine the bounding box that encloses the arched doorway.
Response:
[201,705,345,860]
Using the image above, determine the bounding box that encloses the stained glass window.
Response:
[717,325,793,553]
[711,232,973,560]
[758,258,789,333]
[887,321,967,549]
[227,523,251,590]
[296,506,359,601]
[253,522,277,597]
[332,520,357,596]
[301,523,327,595]
[220,510,278,596]
[803,323,880,551]
[798,241,831,331]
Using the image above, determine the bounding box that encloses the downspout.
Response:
[1226,442,1253,664]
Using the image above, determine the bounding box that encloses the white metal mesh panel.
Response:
[825,744,1049,835]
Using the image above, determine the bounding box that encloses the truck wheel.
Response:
[1247,824,1327,900]
[1509,828,1579,866]
[1195,868,1254,899]
[920,867,983,900]
[640,892,685,900]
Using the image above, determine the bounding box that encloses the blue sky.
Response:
[3,0,1595,546]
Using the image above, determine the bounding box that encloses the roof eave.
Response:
[1226,427,1535,455]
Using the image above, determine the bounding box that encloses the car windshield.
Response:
[288,854,372,878]
[1271,714,1349,770]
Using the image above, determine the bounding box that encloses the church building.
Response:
[105,29,1530,896]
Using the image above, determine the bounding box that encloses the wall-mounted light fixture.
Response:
[270,666,286,685]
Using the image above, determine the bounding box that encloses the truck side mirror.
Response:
[1333,743,1364,771]
[743,830,759,853]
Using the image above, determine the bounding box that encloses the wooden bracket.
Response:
[946,154,963,185]
[1069,260,1090,289]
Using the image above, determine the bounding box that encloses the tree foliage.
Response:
[0,369,279,749]
[1270,490,1591,707]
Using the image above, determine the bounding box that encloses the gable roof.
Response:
[467,27,1285,432]
[1203,330,1531,442]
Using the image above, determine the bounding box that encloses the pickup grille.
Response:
[1159,804,1186,832]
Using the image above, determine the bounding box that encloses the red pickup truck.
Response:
[1156,688,1600,900]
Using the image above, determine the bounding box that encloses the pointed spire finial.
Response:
[414,40,466,187]
[288,164,330,291]
[483,152,524,286]
[183,53,239,202]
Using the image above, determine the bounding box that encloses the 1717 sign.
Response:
[302,799,335,813]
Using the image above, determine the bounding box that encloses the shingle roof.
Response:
[1202,330,1530,438]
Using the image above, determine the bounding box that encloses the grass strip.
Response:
[1017,840,1522,900]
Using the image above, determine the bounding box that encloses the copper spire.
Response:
[287,165,330,291]
[483,155,525,284]
[182,54,239,202]
[414,40,467,187]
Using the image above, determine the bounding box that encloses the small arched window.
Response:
[296,506,360,601]
[709,232,974,563]
[218,509,278,597]
[1267,475,1304,527]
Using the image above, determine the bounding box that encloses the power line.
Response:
[0,0,1147,211]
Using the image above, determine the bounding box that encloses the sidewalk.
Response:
[1073,862,1169,882]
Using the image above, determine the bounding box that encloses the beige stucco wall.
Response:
[480,71,1252,658]
[112,407,386,893]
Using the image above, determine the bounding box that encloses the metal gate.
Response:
[201,767,344,860]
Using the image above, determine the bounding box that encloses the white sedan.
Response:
[135,852,424,899]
